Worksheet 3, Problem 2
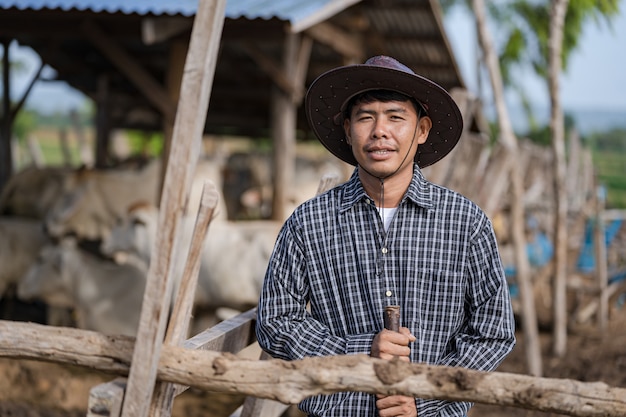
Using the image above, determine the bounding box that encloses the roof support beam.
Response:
[81,19,177,123]
[305,21,364,62]
[141,17,193,45]
[241,42,305,103]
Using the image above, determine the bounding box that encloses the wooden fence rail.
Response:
[2,318,625,417]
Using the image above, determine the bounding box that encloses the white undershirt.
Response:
[377,206,398,232]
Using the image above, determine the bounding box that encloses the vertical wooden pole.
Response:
[1,38,13,193]
[594,185,608,330]
[149,181,219,417]
[270,33,312,221]
[95,74,110,168]
[158,39,188,203]
[119,1,227,416]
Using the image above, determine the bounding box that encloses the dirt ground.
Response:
[1,300,625,417]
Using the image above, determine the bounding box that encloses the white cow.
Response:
[0,166,72,219]
[17,238,147,336]
[0,216,50,299]
[44,152,229,242]
[44,159,162,241]
[101,203,280,311]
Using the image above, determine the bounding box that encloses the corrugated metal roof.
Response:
[0,0,345,23]
[0,0,198,16]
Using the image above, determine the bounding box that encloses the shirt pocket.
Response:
[408,269,466,364]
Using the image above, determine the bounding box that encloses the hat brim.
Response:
[305,65,463,168]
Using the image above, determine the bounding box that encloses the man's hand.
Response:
[371,326,415,361]
[376,394,417,417]
[371,326,418,416]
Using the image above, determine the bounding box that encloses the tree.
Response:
[471,0,543,376]
[507,0,620,356]
[445,0,620,359]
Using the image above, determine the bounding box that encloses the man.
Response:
[256,55,516,416]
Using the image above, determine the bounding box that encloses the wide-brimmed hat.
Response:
[305,55,463,168]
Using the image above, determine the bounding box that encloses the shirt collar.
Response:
[340,164,435,213]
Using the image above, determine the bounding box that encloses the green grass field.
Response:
[593,150,626,209]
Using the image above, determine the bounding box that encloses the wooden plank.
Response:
[88,378,126,417]
[87,308,257,417]
[183,308,257,353]
[119,0,227,415]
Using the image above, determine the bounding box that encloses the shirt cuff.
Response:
[345,332,376,355]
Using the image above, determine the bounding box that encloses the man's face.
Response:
[343,98,432,179]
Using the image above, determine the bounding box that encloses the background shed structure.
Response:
[0,0,469,219]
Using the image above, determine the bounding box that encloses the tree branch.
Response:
[0,321,624,416]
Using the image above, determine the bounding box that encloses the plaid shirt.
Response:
[256,165,516,416]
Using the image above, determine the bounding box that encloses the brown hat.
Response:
[305,55,463,168]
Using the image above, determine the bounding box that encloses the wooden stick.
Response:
[383,305,400,333]
[150,181,219,417]
[120,0,227,415]
[2,320,626,417]
[165,181,219,344]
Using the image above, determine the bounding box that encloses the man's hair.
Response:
[343,89,424,121]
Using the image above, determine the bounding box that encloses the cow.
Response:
[43,151,230,242]
[100,203,280,312]
[0,166,72,219]
[0,216,50,299]
[44,159,162,241]
[223,151,349,220]
[17,237,147,337]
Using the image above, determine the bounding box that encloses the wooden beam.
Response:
[10,61,44,121]
[305,21,364,62]
[81,19,177,123]
[2,320,626,417]
[141,17,193,45]
[119,0,227,415]
[240,42,303,102]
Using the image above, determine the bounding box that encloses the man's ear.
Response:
[417,116,432,144]
[343,118,352,145]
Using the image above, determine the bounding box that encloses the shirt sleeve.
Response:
[417,215,516,416]
[256,217,376,360]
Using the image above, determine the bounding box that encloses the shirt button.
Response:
[385,290,392,297]
[382,248,388,254]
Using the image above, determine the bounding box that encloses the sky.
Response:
[442,3,626,113]
[4,3,626,120]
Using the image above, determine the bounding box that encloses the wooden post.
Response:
[594,183,608,330]
[70,109,94,167]
[1,38,13,193]
[95,74,110,168]
[270,33,312,221]
[119,1,227,416]
[149,182,219,417]
[159,39,188,203]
